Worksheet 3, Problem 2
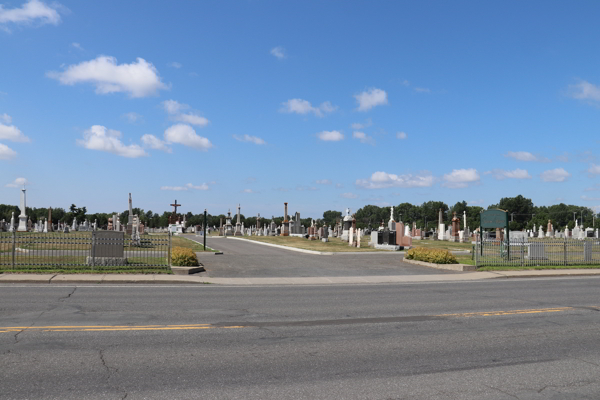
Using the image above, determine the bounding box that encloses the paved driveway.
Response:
[186,236,459,277]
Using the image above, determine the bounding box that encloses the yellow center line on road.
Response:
[438,307,573,318]
[0,306,590,333]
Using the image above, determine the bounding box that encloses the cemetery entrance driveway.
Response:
[188,236,459,278]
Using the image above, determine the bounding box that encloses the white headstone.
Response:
[17,187,28,232]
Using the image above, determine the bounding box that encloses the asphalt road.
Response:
[191,236,455,277]
[2,277,600,399]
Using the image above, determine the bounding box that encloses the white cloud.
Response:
[504,151,549,162]
[0,113,10,123]
[162,99,188,114]
[356,171,435,189]
[164,124,212,151]
[0,0,62,32]
[279,99,337,117]
[0,121,31,142]
[567,80,600,102]
[122,112,142,123]
[0,143,17,160]
[318,130,344,142]
[414,87,431,93]
[71,42,83,51]
[160,182,210,191]
[587,164,600,175]
[47,56,167,98]
[233,134,266,145]
[352,131,374,145]
[270,46,286,59]
[186,182,209,190]
[161,99,209,126]
[354,88,388,111]
[396,131,407,140]
[540,168,570,182]
[77,125,147,158]
[335,183,344,188]
[316,179,332,185]
[141,134,171,153]
[350,119,372,130]
[442,168,480,188]
[5,177,28,187]
[341,192,359,199]
[174,113,209,126]
[168,61,182,69]
[242,188,258,194]
[160,186,187,191]
[585,184,600,192]
[485,168,532,180]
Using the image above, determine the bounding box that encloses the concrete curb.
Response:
[402,258,477,272]
[1,270,600,285]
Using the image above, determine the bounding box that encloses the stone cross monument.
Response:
[169,199,181,225]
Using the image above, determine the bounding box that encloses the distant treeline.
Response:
[0,195,597,231]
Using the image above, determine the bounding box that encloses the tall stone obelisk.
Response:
[282,202,289,236]
[17,186,28,232]
[234,204,242,236]
[127,193,133,234]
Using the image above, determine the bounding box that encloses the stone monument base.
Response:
[374,244,402,251]
[86,257,128,266]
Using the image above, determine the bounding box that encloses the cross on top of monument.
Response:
[170,200,182,214]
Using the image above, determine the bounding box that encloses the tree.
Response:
[489,195,534,230]
[322,210,342,227]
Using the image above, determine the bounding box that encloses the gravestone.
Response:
[87,231,128,266]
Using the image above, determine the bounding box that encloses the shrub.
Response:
[171,246,199,266]
[405,247,458,264]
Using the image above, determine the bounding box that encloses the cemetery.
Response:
[1,188,599,272]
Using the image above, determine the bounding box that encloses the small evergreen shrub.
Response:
[171,246,199,266]
[405,247,458,264]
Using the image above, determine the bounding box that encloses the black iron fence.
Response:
[0,231,171,272]
[475,238,600,267]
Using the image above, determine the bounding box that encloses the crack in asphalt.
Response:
[59,287,77,301]
[99,349,128,399]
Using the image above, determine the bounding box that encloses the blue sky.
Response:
[1,0,600,219]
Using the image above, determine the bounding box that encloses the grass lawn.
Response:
[455,255,475,265]
[174,235,218,252]
[1,254,171,274]
[241,235,385,252]
[411,240,474,252]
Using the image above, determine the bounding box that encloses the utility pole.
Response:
[511,213,514,222]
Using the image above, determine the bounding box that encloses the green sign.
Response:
[480,209,508,229]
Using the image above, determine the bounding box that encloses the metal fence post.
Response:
[564,239,567,266]
[168,231,171,266]
[11,231,16,270]
[91,231,96,271]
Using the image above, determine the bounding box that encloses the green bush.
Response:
[405,247,458,264]
[171,246,199,266]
